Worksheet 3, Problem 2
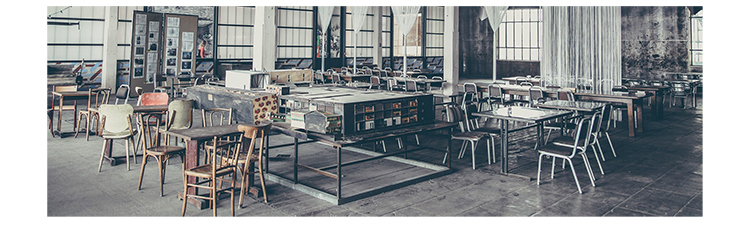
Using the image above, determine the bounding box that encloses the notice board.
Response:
[129,11,198,94]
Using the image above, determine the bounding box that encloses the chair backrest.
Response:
[379,70,388,78]
[138,113,164,149]
[612,86,628,92]
[365,68,373,75]
[563,116,593,158]
[557,89,575,101]
[488,84,502,98]
[463,83,478,94]
[314,71,325,84]
[202,108,233,127]
[672,82,690,95]
[416,75,428,79]
[387,78,398,90]
[332,73,342,83]
[519,82,533,87]
[649,80,663,86]
[370,76,380,85]
[138,92,169,106]
[600,104,613,132]
[99,104,134,135]
[54,85,78,92]
[384,67,392,72]
[405,79,418,92]
[166,99,193,130]
[134,86,144,96]
[443,103,471,132]
[114,84,130,105]
[237,122,272,164]
[88,88,111,109]
[529,86,545,104]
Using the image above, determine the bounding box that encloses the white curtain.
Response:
[391,6,421,76]
[350,6,369,73]
[481,6,509,82]
[541,6,622,93]
[318,6,335,71]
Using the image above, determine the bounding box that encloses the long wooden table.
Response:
[573,91,651,137]
[626,85,669,118]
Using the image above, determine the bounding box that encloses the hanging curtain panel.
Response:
[541,6,621,93]
[391,6,421,76]
[318,6,335,70]
[350,6,369,72]
[481,6,509,81]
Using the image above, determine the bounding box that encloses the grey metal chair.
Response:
[441,102,494,169]
[537,115,597,194]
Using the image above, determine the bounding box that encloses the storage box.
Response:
[289,110,308,129]
[304,111,342,135]
[266,84,290,95]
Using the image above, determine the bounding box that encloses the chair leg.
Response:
[491,137,496,164]
[589,145,604,175]
[536,154,544,185]
[258,161,268,203]
[181,174,188,216]
[550,157,556,179]
[566,158,583,194]
[137,154,149,191]
[580,152,597,187]
[125,139,131,171]
[230,171,236,216]
[486,138,491,165]
[85,113,91,141]
[470,141,477,170]
[605,132,617,157]
[157,156,165,196]
[212,178,218,217]
[75,112,82,138]
[98,139,108,172]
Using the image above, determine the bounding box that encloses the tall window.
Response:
[217,6,254,60]
[277,6,313,59]
[47,6,107,62]
[392,9,421,57]
[424,6,444,57]
[690,9,702,66]
[344,7,376,59]
[497,7,542,61]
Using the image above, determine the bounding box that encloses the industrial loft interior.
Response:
[36,4,735,225]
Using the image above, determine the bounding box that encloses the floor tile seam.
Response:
[674,192,703,216]
[528,189,580,217]
[403,183,492,216]
[605,205,659,216]
[371,193,443,216]
[604,165,680,215]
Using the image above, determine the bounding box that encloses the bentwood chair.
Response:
[181,135,240,217]
[76,87,111,140]
[201,108,236,164]
[536,115,597,194]
[235,122,273,206]
[136,113,185,196]
[97,104,137,172]
[48,85,79,135]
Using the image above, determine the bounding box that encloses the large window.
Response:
[690,9,702,66]
[217,6,254,60]
[344,6,376,59]
[47,6,107,62]
[277,6,313,59]
[497,7,542,61]
[392,8,421,57]
[424,6,444,57]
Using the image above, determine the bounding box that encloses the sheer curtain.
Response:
[350,6,369,73]
[481,6,509,82]
[541,6,622,93]
[318,6,335,71]
[391,6,421,77]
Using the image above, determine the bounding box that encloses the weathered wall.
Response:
[458,6,493,77]
[621,6,691,80]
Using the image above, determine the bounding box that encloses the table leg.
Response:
[336,146,342,200]
[636,100,644,133]
[49,95,56,136]
[501,120,509,174]
[294,137,298,183]
[58,95,64,135]
[654,91,664,119]
[447,127,452,169]
[626,102,636,137]
[185,140,199,195]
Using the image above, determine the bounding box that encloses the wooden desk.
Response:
[626,85,669,119]
[473,106,573,179]
[50,90,92,137]
[574,91,651,137]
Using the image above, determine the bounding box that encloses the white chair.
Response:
[97,104,137,172]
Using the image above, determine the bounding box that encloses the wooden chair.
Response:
[75,87,111,140]
[136,113,186,196]
[137,92,169,106]
[201,108,236,164]
[235,122,272,206]
[97,104,137,172]
[181,135,240,216]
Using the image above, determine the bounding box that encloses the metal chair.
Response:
[369,76,382,90]
[405,79,418,92]
[463,83,490,111]
[551,109,606,175]
[671,82,693,109]
[441,102,494,169]
[429,76,443,92]
[536,115,597,194]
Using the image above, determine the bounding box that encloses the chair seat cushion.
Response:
[452,131,487,141]
[184,164,235,178]
[537,143,577,158]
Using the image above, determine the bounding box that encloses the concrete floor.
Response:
[46,96,702,217]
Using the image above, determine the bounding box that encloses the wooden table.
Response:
[50,90,92,137]
[626,85,669,118]
[573,91,651,137]
[536,100,605,113]
[268,121,456,205]
[161,123,262,209]
[473,106,573,180]
[502,76,541,86]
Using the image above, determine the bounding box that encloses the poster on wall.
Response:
[181,61,192,70]
[135,24,146,35]
[148,32,158,44]
[182,52,192,60]
[149,21,160,32]
[166,58,177,67]
[135,36,145,46]
[135,14,146,25]
[167,17,180,27]
[135,47,145,55]
[166,37,178,48]
[167,28,179,37]
[166,68,177,76]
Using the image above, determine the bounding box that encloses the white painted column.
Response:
[443,6,459,95]
[373,6,383,68]
[253,6,277,71]
[101,6,119,90]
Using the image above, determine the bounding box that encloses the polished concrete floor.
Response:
[46,96,702,217]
